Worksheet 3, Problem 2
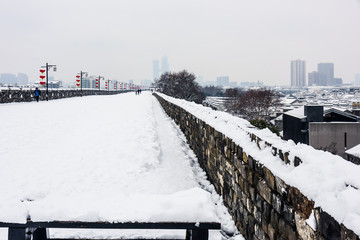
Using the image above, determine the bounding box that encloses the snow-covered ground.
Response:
[159,93,360,236]
[0,92,240,239]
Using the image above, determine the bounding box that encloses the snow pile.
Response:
[0,92,238,239]
[346,144,360,158]
[158,93,360,236]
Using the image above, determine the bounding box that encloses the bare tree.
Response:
[224,88,242,111]
[154,70,205,104]
[235,89,281,121]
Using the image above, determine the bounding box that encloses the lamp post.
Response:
[97,76,104,91]
[41,63,57,101]
[78,71,88,96]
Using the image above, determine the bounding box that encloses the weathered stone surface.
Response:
[288,186,314,219]
[317,209,341,240]
[283,203,294,225]
[258,179,272,204]
[272,193,282,215]
[264,167,276,190]
[340,224,360,240]
[275,175,288,198]
[294,212,316,240]
[243,152,248,164]
[154,94,358,240]
[268,224,277,240]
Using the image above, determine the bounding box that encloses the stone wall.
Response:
[0,89,131,103]
[154,94,359,240]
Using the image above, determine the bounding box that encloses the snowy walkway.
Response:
[0,92,236,239]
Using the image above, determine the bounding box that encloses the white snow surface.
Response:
[0,92,239,239]
[158,93,360,236]
[345,144,360,158]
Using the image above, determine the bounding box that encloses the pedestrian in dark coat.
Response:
[34,88,41,102]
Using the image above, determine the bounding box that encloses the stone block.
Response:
[263,201,271,221]
[287,186,314,219]
[243,152,248,164]
[264,167,276,190]
[248,155,255,170]
[294,156,303,167]
[236,161,247,179]
[275,175,288,198]
[267,224,277,240]
[261,216,268,234]
[253,206,262,223]
[254,161,264,177]
[255,223,265,239]
[340,224,359,240]
[249,186,256,202]
[270,209,279,231]
[294,212,316,240]
[317,208,341,240]
[283,202,294,225]
[271,193,282,215]
[256,194,264,211]
[258,179,272,204]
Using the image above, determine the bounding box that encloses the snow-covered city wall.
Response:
[154,93,360,240]
[0,89,126,103]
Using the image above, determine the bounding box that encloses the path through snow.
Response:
[0,92,240,239]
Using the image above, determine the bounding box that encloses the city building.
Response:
[17,73,29,85]
[216,76,229,87]
[161,56,169,74]
[0,73,17,85]
[318,63,334,86]
[283,105,360,159]
[308,71,326,86]
[355,74,360,86]
[290,59,306,87]
[153,60,160,80]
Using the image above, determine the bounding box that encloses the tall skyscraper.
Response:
[153,60,160,80]
[161,56,169,74]
[216,76,230,86]
[290,59,306,87]
[355,74,360,86]
[317,63,334,86]
[17,73,29,85]
[308,71,326,86]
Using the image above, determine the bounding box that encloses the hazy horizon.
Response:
[1,0,359,86]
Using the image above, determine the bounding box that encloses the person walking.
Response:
[34,88,41,102]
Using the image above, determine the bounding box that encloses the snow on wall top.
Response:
[158,93,360,235]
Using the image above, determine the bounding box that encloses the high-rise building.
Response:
[317,63,334,86]
[0,73,17,85]
[216,76,230,86]
[355,74,360,86]
[161,56,169,74]
[290,59,306,87]
[308,71,326,86]
[17,73,29,85]
[153,60,160,80]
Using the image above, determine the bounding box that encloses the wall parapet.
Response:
[0,89,131,103]
[154,93,359,240]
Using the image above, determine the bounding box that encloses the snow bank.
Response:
[158,93,360,235]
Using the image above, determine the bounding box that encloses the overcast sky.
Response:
[1,0,359,86]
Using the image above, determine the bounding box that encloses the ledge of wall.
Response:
[0,89,130,103]
[154,93,359,240]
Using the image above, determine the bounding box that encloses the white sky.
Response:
[0,0,359,86]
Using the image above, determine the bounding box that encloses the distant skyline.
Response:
[0,0,359,86]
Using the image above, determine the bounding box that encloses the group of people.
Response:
[135,89,142,95]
